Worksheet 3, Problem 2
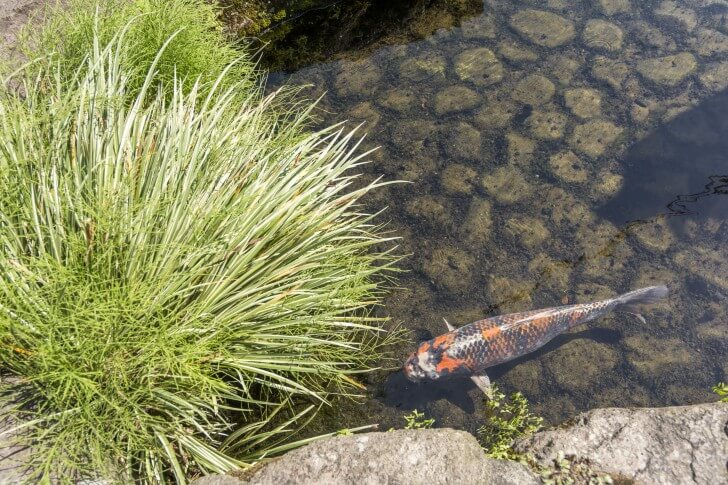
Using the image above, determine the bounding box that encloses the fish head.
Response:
[403,343,440,382]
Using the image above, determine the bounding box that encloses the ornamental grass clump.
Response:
[0,30,397,482]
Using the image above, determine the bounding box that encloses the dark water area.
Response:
[260,0,728,432]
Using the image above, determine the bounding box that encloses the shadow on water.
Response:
[598,88,728,224]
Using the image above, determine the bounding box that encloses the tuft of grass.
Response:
[477,386,543,460]
[0,26,399,482]
[20,0,255,100]
[713,383,728,402]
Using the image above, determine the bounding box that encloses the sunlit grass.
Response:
[0,27,399,482]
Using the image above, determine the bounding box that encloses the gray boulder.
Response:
[194,428,538,485]
[514,402,728,485]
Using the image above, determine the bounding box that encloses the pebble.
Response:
[510,10,576,47]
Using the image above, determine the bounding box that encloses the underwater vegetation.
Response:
[477,386,542,460]
[0,0,399,482]
[713,383,728,402]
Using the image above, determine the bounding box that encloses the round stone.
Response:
[443,122,482,161]
[399,52,447,82]
[434,86,480,115]
[512,74,556,105]
[549,151,588,182]
[441,164,478,195]
[699,61,728,92]
[597,0,631,15]
[592,56,629,89]
[497,41,538,63]
[454,47,504,87]
[637,53,697,86]
[564,88,602,118]
[526,110,568,139]
[582,19,624,51]
[481,166,533,204]
[335,60,381,97]
[569,120,623,157]
[510,9,576,47]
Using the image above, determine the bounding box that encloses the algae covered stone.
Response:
[423,246,476,293]
[405,196,454,232]
[564,88,602,119]
[545,339,619,391]
[512,74,555,105]
[444,122,482,161]
[481,166,534,204]
[460,198,493,248]
[596,0,631,15]
[472,98,519,131]
[591,56,630,90]
[655,0,697,32]
[505,216,550,248]
[441,164,478,195]
[454,47,504,87]
[636,53,697,86]
[497,41,538,63]
[434,85,480,115]
[582,19,624,51]
[335,59,381,97]
[569,120,623,157]
[549,151,588,183]
[379,88,418,113]
[691,28,728,58]
[547,54,582,86]
[510,10,576,47]
[699,61,728,92]
[506,132,537,168]
[629,216,675,252]
[460,14,498,39]
[399,52,447,82]
[526,110,568,140]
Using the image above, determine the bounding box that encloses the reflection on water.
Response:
[267,0,728,430]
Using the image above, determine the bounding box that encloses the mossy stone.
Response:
[549,151,588,183]
[636,53,697,86]
[582,19,624,51]
[526,110,568,140]
[505,216,550,248]
[481,166,534,204]
[454,47,504,87]
[564,88,602,119]
[441,164,478,195]
[422,246,476,293]
[497,41,538,63]
[460,198,493,248]
[506,132,537,167]
[512,74,556,106]
[434,85,481,115]
[592,55,629,89]
[510,10,576,48]
[569,120,623,157]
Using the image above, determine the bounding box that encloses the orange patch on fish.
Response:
[431,333,455,349]
[480,326,501,341]
[435,353,466,374]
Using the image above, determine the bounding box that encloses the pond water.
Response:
[264,0,728,432]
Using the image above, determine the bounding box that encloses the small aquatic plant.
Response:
[403,409,436,430]
[0,24,398,483]
[477,386,543,460]
[713,383,728,402]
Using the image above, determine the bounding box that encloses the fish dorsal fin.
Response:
[496,308,560,333]
[443,318,456,331]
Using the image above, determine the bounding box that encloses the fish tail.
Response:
[613,285,669,313]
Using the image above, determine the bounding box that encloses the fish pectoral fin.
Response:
[470,373,493,399]
[443,318,456,332]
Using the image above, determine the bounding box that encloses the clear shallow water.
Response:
[267,0,728,431]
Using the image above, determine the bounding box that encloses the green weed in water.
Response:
[713,383,728,402]
[403,409,435,430]
[477,386,543,460]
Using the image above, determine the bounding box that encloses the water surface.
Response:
[266,0,728,431]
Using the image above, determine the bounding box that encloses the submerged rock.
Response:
[544,339,619,391]
[582,19,624,51]
[636,53,697,86]
[399,52,447,82]
[378,87,418,113]
[691,28,728,58]
[422,245,476,293]
[655,0,698,32]
[506,132,537,167]
[460,197,493,248]
[497,41,538,63]
[596,0,631,15]
[629,216,675,252]
[674,247,728,291]
[510,10,576,48]
[631,21,677,50]
[546,54,582,86]
[569,120,623,157]
[592,169,624,200]
[434,85,481,115]
[548,151,588,183]
[526,110,568,140]
[505,216,550,248]
[334,59,381,97]
[511,74,556,106]
[699,61,728,92]
[472,98,519,131]
[444,122,482,161]
[515,403,728,485]
[204,429,539,485]
[481,166,534,204]
[460,14,498,40]
[591,55,629,89]
[454,47,504,87]
[441,163,478,195]
[564,88,602,119]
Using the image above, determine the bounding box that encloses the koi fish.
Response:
[403,285,668,397]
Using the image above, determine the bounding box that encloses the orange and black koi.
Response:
[403,286,668,396]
